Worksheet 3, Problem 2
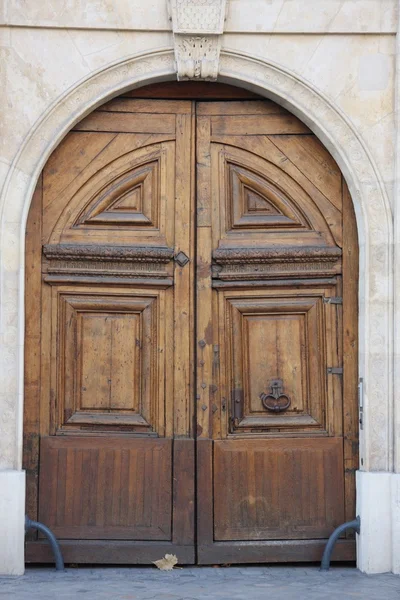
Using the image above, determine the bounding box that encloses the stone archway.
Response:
[0,48,393,574]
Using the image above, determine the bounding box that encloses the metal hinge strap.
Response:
[327,367,343,375]
[323,297,343,304]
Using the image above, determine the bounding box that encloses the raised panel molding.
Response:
[46,142,175,248]
[52,289,167,435]
[217,287,341,436]
[75,160,160,227]
[168,0,228,80]
[228,162,309,230]
[214,146,339,248]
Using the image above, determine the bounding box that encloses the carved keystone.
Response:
[167,0,228,81]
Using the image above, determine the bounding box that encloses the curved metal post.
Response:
[320,516,360,571]
[25,515,65,571]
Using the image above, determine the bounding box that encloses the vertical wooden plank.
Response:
[174,109,195,437]
[218,291,229,440]
[43,285,55,434]
[196,227,213,438]
[110,315,138,410]
[156,291,167,438]
[164,279,174,440]
[211,289,221,440]
[196,438,214,556]
[342,180,359,528]
[195,105,215,559]
[173,439,195,546]
[24,175,43,531]
[196,116,212,227]
[80,315,112,409]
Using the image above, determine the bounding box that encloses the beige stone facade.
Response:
[1,0,399,575]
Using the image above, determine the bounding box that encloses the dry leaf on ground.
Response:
[153,554,179,571]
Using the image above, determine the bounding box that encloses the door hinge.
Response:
[323,297,343,304]
[327,367,343,375]
[231,389,243,421]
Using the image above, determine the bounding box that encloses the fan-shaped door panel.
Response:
[46,140,175,247]
[211,144,337,249]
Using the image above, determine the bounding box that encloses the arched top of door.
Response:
[41,82,344,254]
[122,81,262,100]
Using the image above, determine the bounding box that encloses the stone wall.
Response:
[0,0,398,576]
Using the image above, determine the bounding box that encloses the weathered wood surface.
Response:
[24,86,358,564]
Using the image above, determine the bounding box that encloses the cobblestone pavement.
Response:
[1,566,400,600]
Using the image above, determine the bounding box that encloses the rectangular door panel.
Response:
[217,287,341,435]
[39,437,172,540]
[53,287,167,433]
[213,438,345,541]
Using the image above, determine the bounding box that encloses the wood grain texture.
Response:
[196,101,308,119]
[26,100,196,563]
[124,82,260,100]
[210,142,338,249]
[213,438,344,541]
[173,439,195,546]
[196,98,357,562]
[173,111,195,436]
[39,436,172,540]
[25,541,196,564]
[73,112,176,134]
[52,289,165,433]
[196,439,214,547]
[219,288,337,434]
[211,115,310,135]
[197,539,355,565]
[24,89,358,564]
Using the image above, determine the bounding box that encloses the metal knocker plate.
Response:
[260,379,291,413]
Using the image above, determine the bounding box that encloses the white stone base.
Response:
[392,473,400,574]
[356,470,395,574]
[0,470,25,576]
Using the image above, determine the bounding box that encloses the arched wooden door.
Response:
[24,83,358,565]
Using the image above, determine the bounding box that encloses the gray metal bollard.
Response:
[25,515,65,571]
[320,516,360,571]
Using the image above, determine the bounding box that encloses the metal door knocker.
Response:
[260,379,291,413]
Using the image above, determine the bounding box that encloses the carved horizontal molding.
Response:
[42,244,174,283]
[213,246,342,280]
[213,246,342,264]
[43,244,174,262]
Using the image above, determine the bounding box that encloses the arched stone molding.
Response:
[218,51,394,476]
[0,47,393,572]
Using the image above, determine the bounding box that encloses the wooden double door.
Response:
[24,87,358,565]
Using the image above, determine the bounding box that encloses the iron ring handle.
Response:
[260,393,291,413]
